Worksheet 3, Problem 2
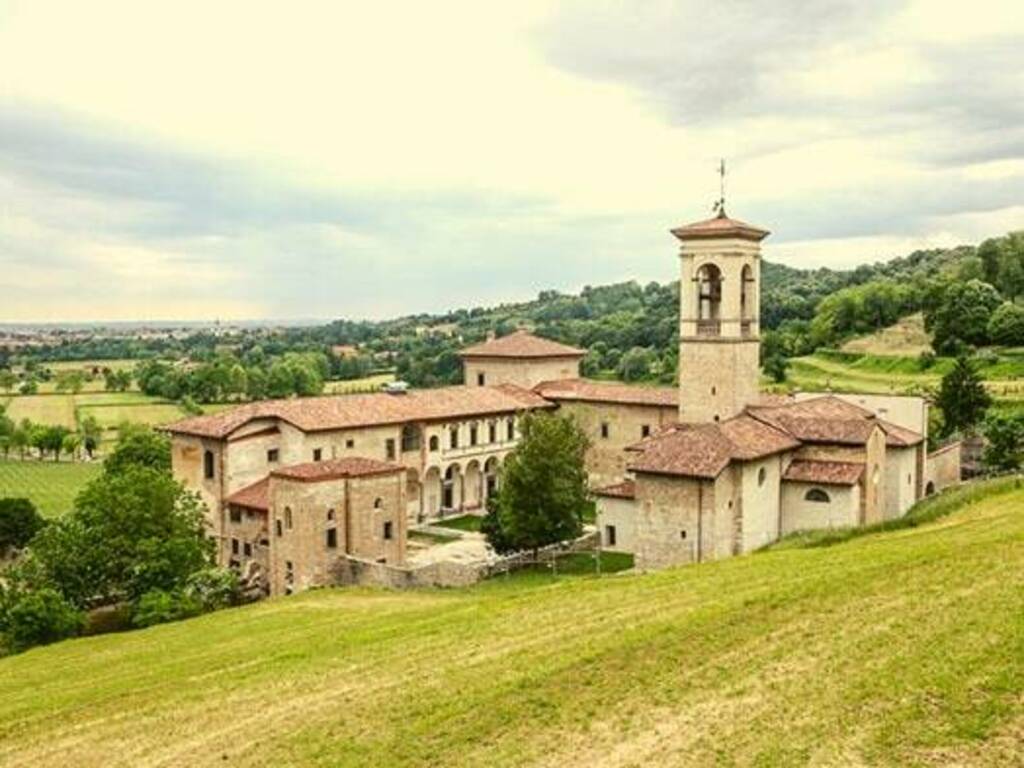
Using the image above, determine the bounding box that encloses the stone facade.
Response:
[463,356,581,390]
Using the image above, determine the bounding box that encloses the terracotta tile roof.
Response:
[534,378,678,408]
[670,211,770,242]
[593,479,636,499]
[879,419,924,447]
[164,384,553,439]
[272,457,404,482]
[746,395,924,447]
[459,330,585,359]
[627,415,799,479]
[225,477,270,511]
[783,459,864,486]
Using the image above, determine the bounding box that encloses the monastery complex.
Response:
[166,209,962,594]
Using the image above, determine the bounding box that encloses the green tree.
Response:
[61,432,82,462]
[484,412,588,557]
[982,412,1024,472]
[54,370,86,394]
[0,370,16,394]
[79,414,102,458]
[103,428,172,476]
[987,302,1024,346]
[764,354,789,384]
[0,498,45,556]
[0,587,84,652]
[617,347,655,382]
[936,355,991,436]
[925,279,1002,354]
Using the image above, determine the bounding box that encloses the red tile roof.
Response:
[459,330,585,359]
[593,479,636,499]
[747,396,924,447]
[783,459,864,486]
[225,477,270,511]
[534,378,678,408]
[627,415,799,479]
[164,384,553,439]
[670,211,770,242]
[272,457,404,483]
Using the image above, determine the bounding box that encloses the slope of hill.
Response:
[1,483,1022,767]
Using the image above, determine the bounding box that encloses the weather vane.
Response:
[712,158,726,216]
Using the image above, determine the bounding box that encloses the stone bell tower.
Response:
[673,205,770,423]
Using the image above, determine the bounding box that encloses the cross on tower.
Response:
[712,158,727,217]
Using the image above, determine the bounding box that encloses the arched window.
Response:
[429,435,439,452]
[401,424,421,452]
[757,467,767,487]
[804,488,830,503]
[327,508,335,522]
[449,426,459,449]
[203,450,215,479]
[695,263,722,336]
[284,506,293,529]
[740,264,754,320]
[373,497,384,509]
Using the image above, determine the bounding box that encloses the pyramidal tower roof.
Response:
[670,209,770,242]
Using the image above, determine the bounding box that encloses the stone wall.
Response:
[926,442,962,494]
[884,445,919,519]
[463,356,581,390]
[595,496,637,552]
[780,482,860,534]
[631,473,713,570]
[738,454,785,552]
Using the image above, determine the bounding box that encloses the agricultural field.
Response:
[324,372,394,394]
[841,312,933,356]
[76,402,188,431]
[0,460,101,518]
[2,394,78,429]
[1,483,1021,766]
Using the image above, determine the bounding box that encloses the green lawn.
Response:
[1,483,1021,766]
[434,513,483,532]
[0,459,101,518]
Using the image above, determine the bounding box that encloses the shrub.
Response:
[1,587,84,652]
[0,498,45,556]
[918,350,936,371]
[183,567,241,611]
[131,589,202,628]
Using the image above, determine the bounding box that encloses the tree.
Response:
[0,498,45,556]
[764,355,789,384]
[617,347,655,382]
[61,432,82,462]
[79,415,102,458]
[987,302,1024,346]
[0,587,84,652]
[103,428,172,476]
[0,370,16,394]
[484,412,588,557]
[54,370,86,394]
[925,279,1002,354]
[982,412,1024,472]
[936,355,991,436]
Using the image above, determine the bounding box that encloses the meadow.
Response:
[0,483,1021,766]
[0,459,101,518]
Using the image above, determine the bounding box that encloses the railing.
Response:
[696,320,721,337]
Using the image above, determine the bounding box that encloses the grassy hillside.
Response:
[2,485,1022,766]
[0,459,101,518]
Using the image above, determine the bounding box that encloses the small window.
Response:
[386,438,396,460]
[267,448,280,463]
[470,424,478,446]
[374,497,384,509]
[203,450,215,479]
[383,521,393,540]
[757,467,767,487]
[326,528,338,549]
[401,424,421,452]
[713,415,720,423]
[605,525,617,547]
[711,386,717,396]
[285,506,293,529]
[488,422,497,443]
[275,519,283,537]
[805,488,830,503]
[907,473,912,485]
[507,418,515,440]
[231,538,239,555]
[641,425,651,438]
[313,448,322,462]
[450,427,459,449]
[600,422,610,439]
[229,507,242,523]
[429,435,439,452]
[477,372,485,386]
[243,542,252,557]
[327,508,335,521]
[680,530,687,540]
[345,438,355,449]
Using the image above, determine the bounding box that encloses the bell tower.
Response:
[673,195,769,423]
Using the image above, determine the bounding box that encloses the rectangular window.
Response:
[477,372,486,386]
[203,450,215,479]
[346,438,355,449]
[641,424,651,438]
[243,542,252,557]
[313,448,322,462]
[488,423,497,443]
[450,427,459,449]
[470,424,478,446]
[229,507,242,523]
[383,521,393,540]
[326,528,338,549]
[386,438,396,460]
[605,525,616,547]
[601,423,610,439]
[231,538,239,555]
[275,519,283,537]
[267,448,280,463]
[507,419,515,440]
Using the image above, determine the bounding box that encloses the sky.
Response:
[1,0,1023,323]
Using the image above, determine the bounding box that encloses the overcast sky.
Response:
[2,0,1023,323]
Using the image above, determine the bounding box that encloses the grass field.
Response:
[841,313,933,356]
[3,395,78,429]
[76,402,187,431]
[324,372,395,394]
[0,460,101,517]
[1,484,1021,766]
